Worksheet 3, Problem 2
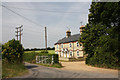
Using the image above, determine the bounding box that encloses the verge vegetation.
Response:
[23,50,62,68]
[79,2,120,69]
[2,39,28,78]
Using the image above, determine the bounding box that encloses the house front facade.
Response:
[54,26,84,60]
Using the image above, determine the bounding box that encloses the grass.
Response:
[24,50,55,54]
[87,63,120,70]
[36,63,63,68]
[2,60,28,78]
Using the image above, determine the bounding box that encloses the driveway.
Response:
[18,61,118,78]
[60,61,118,76]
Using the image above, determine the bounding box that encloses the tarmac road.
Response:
[19,62,118,78]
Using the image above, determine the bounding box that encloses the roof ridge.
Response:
[55,33,80,45]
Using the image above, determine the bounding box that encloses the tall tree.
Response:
[80,2,120,68]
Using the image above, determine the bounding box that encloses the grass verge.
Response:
[2,60,28,78]
[87,64,120,70]
[24,50,55,54]
[36,63,63,68]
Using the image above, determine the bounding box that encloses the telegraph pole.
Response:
[19,25,23,44]
[45,27,47,51]
[15,25,23,44]
[15,27,18,40]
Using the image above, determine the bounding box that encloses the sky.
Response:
[1,2,91,49]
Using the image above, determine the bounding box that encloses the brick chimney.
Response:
[66,30,71,38]
[80,25,85,35]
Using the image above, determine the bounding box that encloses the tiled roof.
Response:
[55,34,80,44]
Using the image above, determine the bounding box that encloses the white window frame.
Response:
[77,51,79,57]
[70,43,72,47]
[61,44,63,48]
[70,51,72,57]
[76,42,79,47]
[80,43,82,46]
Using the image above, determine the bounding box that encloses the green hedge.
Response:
[23,51,37,63]
[23,51,59,64]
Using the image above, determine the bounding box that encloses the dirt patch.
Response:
[60,61,118,75]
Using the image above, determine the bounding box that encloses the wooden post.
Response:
[42,56,43,64]
[45,56,46,64]
[51,55,54,64]
[16,25,23,44]
[19,25,23,44]
[15,27,18,40]
[45,27,47,51]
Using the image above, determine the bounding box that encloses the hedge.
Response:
[23,51,59,64]
[23,51,37,63]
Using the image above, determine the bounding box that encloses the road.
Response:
[19,61,118,78]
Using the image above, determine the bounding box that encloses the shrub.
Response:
[2,39,24,63]
[23,51,37,63]
[52,54,59,64]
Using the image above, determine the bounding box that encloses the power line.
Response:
[2,5,44,27]
[4,5,84,14]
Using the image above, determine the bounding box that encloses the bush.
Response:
[2,39,24,63]
[52,54,59,63]
[23,51,37,63]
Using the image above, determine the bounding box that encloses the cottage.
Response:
[54,26,85,61]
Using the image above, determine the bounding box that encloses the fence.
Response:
[36,55,54,64]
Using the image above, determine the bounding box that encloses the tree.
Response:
[2,39,24,63]
[80,2,120,68]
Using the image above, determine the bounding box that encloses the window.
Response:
[80,44,82,46]
[77,42,79,47]
[77,51,79,56]
[70,43,72,47]
[70,52,72,57]
[61,44,63,48]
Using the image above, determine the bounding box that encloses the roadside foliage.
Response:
[2,39,24,63]
[79,2,120,69]
[2,39,28,78]
[23,51,59,64]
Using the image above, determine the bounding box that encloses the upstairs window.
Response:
[77,42,79,47]
[77,51,79,56]
[57,44,58,49]
[61,44,63,48]
[80,44,82,46]
[70,43,72,47]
